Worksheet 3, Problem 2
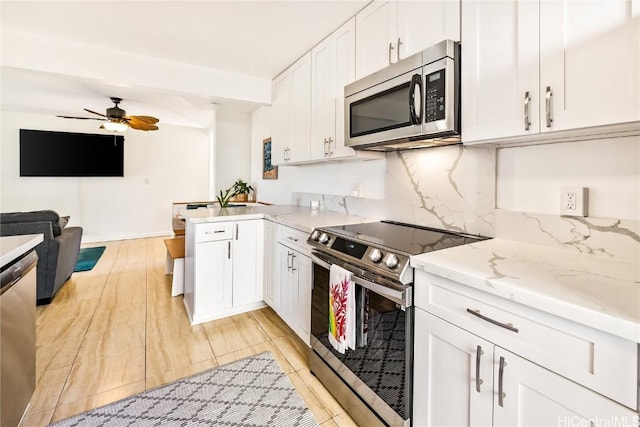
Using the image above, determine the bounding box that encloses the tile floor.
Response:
[21,237,357,426]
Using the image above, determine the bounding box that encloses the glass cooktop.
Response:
[320,220,487,256]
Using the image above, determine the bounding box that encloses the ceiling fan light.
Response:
[103,121,128,132]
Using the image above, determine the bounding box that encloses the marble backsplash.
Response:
[291,144,639,262]
[293,144,497,237]
[495,210,640,263]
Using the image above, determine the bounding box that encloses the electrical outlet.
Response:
[560,187,588,217]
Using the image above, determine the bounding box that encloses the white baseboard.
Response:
[81,230,173,244]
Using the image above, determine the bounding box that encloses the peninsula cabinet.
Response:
[311,18,383,162]
[462,0,640,146]
[184,219,264,325]
[271,52,312,165]
[355,0,460,79]
[413,270,639,426]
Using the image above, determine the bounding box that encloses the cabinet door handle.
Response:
[498,356,507,407]
[545,86,553,128]
[524,91,531,131]
[475,345,484,393]
[388,42,395,65]
[205,230,225,234]
[287,251,292,270]
[287,236,299,242]
[235,223,239,240]
[466,309,519,333]
[291,253,296,272]
[228,241,231,259]
[396,37,402,62]
[323,138,328,156]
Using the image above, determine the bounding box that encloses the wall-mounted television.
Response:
[20,129,124,177]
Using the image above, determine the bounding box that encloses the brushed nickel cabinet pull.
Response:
[475,345,484,393]
[227,241,231,259]
[498,356,507,407]
[545,86,553,128]
[524,91,531,131]
[388,42,394,65]
[291,253,297,272]
[235,223,239,240]
[466,309,519,333]
[396,38,402,62]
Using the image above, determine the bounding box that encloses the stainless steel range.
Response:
[307,220,487,426]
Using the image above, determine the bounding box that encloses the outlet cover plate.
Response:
[560,186,588,217]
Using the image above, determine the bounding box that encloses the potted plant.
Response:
[216,187,236,207]
[231,179,254,202]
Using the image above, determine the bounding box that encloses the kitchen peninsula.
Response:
[181,204,368,337]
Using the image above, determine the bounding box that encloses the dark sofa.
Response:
[0,210,83,305]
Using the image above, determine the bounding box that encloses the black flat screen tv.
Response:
[20,129,124,177]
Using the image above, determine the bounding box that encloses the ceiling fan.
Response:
[57,97,159,131]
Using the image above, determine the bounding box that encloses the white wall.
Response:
[1,111,211,242]
[215,109,252,194]
[497,136,640,220]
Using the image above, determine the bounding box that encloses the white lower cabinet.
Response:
[414,310,637,427]
[273,224,312,345]
[413,269,639,427]
[184,219,264,325]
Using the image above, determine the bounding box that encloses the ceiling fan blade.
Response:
[84,108,109,118]
[128,121,159,131]
[57,115,106,121]
[126,115,159,125]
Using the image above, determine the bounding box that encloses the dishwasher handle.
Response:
[1,250,38,295]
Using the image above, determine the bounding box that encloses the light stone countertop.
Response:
[181,204,370,232]
[1,234,44,268]
[411,238,640,343]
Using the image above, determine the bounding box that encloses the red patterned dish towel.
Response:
[328,264,355,354]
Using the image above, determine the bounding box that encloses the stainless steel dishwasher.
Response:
[1,250,38,427]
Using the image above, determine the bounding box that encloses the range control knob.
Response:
[369,248,383,263]
[319,233,330,245]
[310,230,320,241]
[385,254,399,269]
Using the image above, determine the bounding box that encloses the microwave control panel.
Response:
[425,69,446,123]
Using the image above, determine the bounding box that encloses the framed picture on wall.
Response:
[263,138,278,180]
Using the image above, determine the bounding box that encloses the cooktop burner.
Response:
[308,220,488,285]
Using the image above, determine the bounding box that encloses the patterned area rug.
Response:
[50,352,318,427]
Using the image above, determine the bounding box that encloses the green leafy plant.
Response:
[232,179,254,195]
[216,187,236,207]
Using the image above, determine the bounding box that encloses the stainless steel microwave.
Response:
[345,39,460,151]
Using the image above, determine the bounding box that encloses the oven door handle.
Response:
[310,253,410,308]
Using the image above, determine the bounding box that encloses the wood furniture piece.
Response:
[164,237,185,297]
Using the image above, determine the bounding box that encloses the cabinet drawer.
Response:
[195,222,233,243]
[415,269,639,410]
[277,224,310,255]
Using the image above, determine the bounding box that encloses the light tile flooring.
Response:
[21,237,357,427]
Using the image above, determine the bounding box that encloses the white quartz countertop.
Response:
[411,238,640,343]
[181,204,369,232]
[1,234,44,268]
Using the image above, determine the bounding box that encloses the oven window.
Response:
[350,82,412,137]
[311,263,410,419]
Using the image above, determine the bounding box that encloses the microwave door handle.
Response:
[409,74,423,125]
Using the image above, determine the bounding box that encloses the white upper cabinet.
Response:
[356,0,461,79]
[271,53,312,165]
[462,0,640,145]
[539,0,639,132]
[311,18,383,161]
[271,71,290,165]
